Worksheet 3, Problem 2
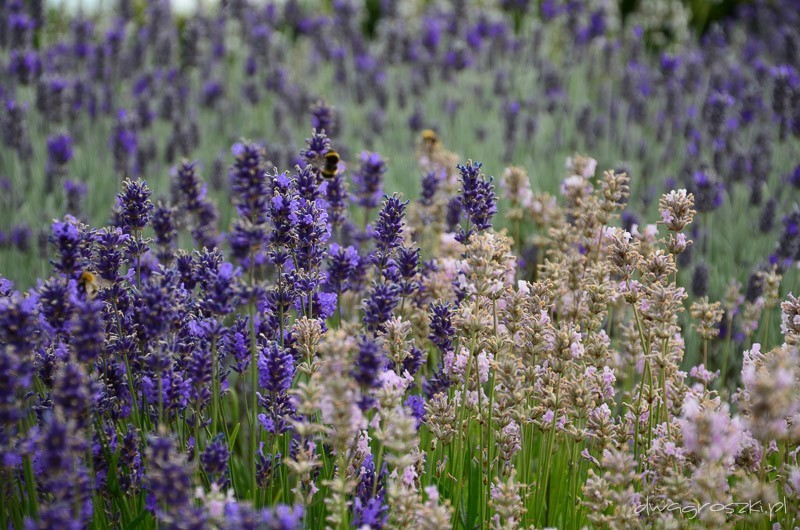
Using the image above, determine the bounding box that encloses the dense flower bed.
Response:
[1,0,800,529]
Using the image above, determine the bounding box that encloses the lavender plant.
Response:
[1,0,800,529]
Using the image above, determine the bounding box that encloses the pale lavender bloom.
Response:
[689,364,719,385]
[679,396,743,462]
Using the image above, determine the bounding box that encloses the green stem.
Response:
[123,352,142,431]
[535,377,561,523]
[631,306,651,463]
[1,470,8,530]
[569,437,581,528]
[478,376,485,530]
[135,229,142,291]
[278,266,285,347]
[451,333,477,530]
[372,439,385,499]
[661,339,670,429]
[23,456,38,519]
[211,335,220,435]
[249,257,259,501]
[337,454,349,530]
[157,372,164,427]
[720,315,733,391]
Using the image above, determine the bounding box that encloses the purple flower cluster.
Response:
[456,160,497,243]
[1,0,800,528]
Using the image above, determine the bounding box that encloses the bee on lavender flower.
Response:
[308,149,341,180]
[420,129,440,153]
[78,271,112,300]
[319,150,341,179]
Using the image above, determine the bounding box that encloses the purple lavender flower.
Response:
[164,368,191,416]
[71,16,94,58]
[760,198,777,233]
[310,99,338,137]
[9,224,31,253]
[446,196,462,233]
[0,290,39,354]
[402,346,425,377]
[295,163,324,202]
[230,141,270,226]
[289,197,330,273]
[352,454,388,528]
[50,215,91,277]
[326,243,360,294]
[352,334,384,392]
[703,91,734,140]
[262,504,304,529]
[146,435,193,512]
[31,414,93,526]
[71,296,105,362]
[325,172,349,229]
[691,262,709,297]
[8,12,35,49]
[352,151,387,210]
[201,434,230,487]
[135,276,178,342]
[64,180,87,217]
[119,425,143,494]
[199,262,241,316]
[373,194,408,257]
[689,169,724,213]
[408,104,424,132]
[110,109,138,177]
[295,290,337,320]
[299,129,331,165]
[362,282,400,333]
[8,50,41,84]
[419,170,441,207]
[187,341,213,408]
[98,357,131,421]
[787,164,800,189]
[2,100,32,159]
[423,365,452,399]
[456,160,497,243]
[771,206,800,270]
[771,65,796,139]
[116,178,154,232]
[396,246,420,296]
[265,171,297,268]
[428,302,456,353]
[94,227,129,282]
[47,134,73,168]
[151,202,177,264]
[201,80,225,108]
[38,277,75,335]
[405,394,425,429]
[257,341,295,434]
[53,362,95,428]
[0,345,31,447]
[220,316,250,374]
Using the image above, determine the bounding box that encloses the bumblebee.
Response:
[420,129,440,151]
[319,150,341,179]
[78,271,113,301]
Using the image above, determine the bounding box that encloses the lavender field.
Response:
[1,0,800,528]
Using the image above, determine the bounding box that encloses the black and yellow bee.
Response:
[420,129,440,150]
[78,271,113,301]
[319,150,341,179]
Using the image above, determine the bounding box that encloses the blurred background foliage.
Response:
[40,0,752,39]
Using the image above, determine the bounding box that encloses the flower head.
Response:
[456,160,497,243]
[116,178,154,232]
